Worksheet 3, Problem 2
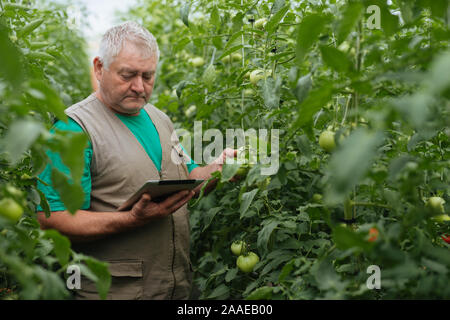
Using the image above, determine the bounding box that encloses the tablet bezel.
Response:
[117,179,204,211]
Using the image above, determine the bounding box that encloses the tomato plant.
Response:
[0,0,111,299]
[123,0,449,300]
[0,0,449,301]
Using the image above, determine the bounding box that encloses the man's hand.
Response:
[212,148,238,167]
[188,148,239,196]
[129,190,195,225]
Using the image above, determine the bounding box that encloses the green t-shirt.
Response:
[37,109,198,211]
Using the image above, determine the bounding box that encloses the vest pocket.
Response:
[74,259,143,300]
[107,260,144,300]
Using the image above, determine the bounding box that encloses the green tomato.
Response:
[257,177,271,190]
[20,173,32,180]
[236,165,250,177]
[312,193,323,203]
[254,18,267,29]
[232,53,242,62]
[221,53,242,63]
[202,64,216,84]
[0,198,24,222]
[249,69,266,85]
[190,57,205,67]
[426,197,445,214]
[243,88,254,96]
[236,252,260,273]
[319,130,336,152]
[184,105,197,117]
[6,185,24,198]
[231,240,246,256]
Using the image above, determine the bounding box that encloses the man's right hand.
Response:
[129,190,195,225]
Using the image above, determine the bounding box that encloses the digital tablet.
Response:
[117,179,204,211]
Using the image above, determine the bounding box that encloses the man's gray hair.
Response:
[98,21,160,69]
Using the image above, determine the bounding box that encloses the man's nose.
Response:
[131,76,145,94]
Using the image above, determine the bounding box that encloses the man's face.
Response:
[94,41,157,115]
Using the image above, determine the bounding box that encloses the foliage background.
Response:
[0,0,110,299]
[122,0,450,299]
[0,0,449,299]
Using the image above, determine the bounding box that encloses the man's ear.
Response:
[93,57,104,81]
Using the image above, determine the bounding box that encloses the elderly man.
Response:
[36,21,236,299]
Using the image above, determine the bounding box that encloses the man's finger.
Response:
[167,191,195,212]
[133,193,151,211]
[162,190,190,208]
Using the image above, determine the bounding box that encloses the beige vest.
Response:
[65,93,192,300]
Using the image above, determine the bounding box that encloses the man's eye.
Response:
[143,74,153,81]
[122,74,134,80]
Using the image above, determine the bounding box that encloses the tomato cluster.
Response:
[230,241,260,273]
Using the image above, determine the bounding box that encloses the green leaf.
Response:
[221,163,241,182]
[51,168,85,214]
[312,256,347,291]
[278,259,295,282]
[231,12,244,33]
[271,0,286,15]
[29,41,50,50]
[224,31,243,51]
[293,73,312,104]
[295,83,334,128]
[207,283,229,299]
[0,23,24,88]
[217,44,244,61]
[319,45,353,73]
[36,188,51,218]
[332,225,372,251]
[175,80,191,98]
[202,207,221,232]
[84,257,111,300]
[225,268,238,282]
[295,14,328,64]
[370,1,399,37]
[260,76,282,109]
[17,18,44,38]
[266,6,289,35]
[295,134,312,158]
[257,219,279,253]
[3,3,31,11]
[26,51,55,61]
[210,6,220,29]
[34,266,70,299]
[424,0,448,19]
[28,80,68,121]
[398,0,414,24]
[245,286,273,300]
[392,93,433,130]
[63,136,89,183]
[421,257,448,274]
[240,189,259,218]
[336,2,363,45]
[43,229,71,266]
[425,50,450,95]
[180,3,190,27]
[325,128,384,205]
[1,119,43,165]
